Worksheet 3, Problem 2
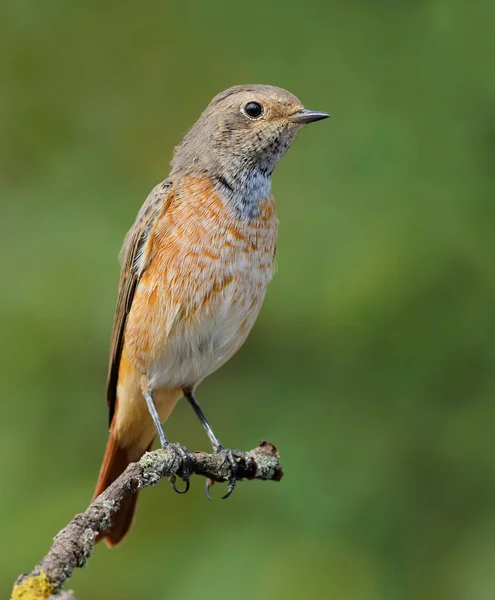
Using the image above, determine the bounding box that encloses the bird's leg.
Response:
[183,387,238,499]
[143,390,168,448]
[143,390,191,494]
[183,389,223,452]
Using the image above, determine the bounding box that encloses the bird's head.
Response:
[172,84,329,179]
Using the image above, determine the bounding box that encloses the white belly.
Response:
[147,276,267,390]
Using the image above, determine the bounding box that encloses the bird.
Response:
[93,84,329,547]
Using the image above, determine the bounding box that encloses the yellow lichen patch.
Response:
[10,572,53,600]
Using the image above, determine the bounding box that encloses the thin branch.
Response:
[12,442,283,600]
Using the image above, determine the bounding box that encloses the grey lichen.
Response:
[79,528,96,564]
[139,451,158,470]
[98,499,117,531]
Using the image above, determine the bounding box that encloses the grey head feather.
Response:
[170,84,306,220]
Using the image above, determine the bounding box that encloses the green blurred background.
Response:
[2,1,495,598]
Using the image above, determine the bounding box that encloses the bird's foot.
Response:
[167,442,194,494]
[205,446,238,500]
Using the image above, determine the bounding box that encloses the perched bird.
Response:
[93,84,329,546]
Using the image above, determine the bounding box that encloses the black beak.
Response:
[288,109,330,124]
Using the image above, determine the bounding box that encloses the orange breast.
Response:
[123,176,277,388]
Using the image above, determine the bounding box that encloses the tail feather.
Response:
[93,431,152,547]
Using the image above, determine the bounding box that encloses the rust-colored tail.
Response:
[93,431,152,547]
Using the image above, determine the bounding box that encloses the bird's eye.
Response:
[243,101,263,119]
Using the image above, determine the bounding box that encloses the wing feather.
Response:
[106,180,173,424]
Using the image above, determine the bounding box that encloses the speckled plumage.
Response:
[113,175,277,450]
[94,84,328,546]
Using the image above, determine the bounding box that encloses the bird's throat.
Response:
[215,168,272,221]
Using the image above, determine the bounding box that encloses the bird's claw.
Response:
[221,448,238,499]
[167,443,193,495]
[168,475,190,494]
[205,477,213,501]
[205,447,238,500]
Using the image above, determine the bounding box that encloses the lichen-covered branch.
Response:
[12,442,283,600]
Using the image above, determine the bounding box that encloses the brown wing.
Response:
[106,179,173,424]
